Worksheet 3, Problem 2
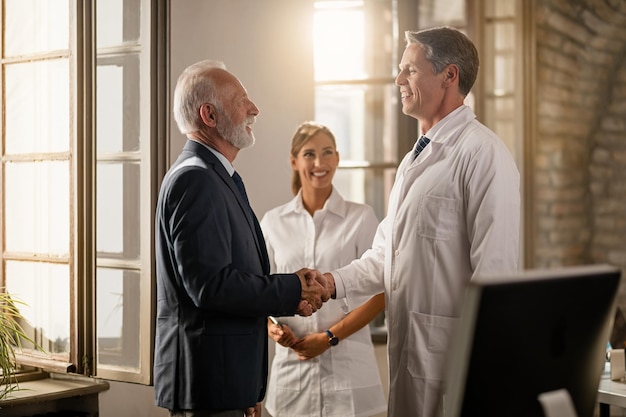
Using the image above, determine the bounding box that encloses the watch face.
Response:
[329,337,339,346]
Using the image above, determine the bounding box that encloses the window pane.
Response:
[96,268,140,369]
[5,60,70,154]
[316,86,365,159]
[96,0,141,48]
[315,84,398,164]
[418,0,465,28]
[485,96,516,160]
[4,0,69,56]
[485,0,515,17]
[4,161,70,255]
[314,3,365,80]
[484,22,515,95]
[5,261,70,356]
[494,22,515,51]
[334,167,395,220]
[97,55,141,153]
[334,169,367,203]
[96,162,141,259]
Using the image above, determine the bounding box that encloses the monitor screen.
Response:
[443,264,621,417]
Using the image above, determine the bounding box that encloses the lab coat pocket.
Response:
[417,195,460,240]
[271,344,302,391]
[407,311,457,381]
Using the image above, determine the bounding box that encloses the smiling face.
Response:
[395,43,448,131]
[214,70,260,150]
[290,131,339,194]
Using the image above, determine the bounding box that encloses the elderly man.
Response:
[154,60,329,417]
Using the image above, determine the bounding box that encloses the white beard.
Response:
[217,114,256,150]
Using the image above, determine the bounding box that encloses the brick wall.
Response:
[534,0,626,302]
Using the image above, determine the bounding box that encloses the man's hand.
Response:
[245,402,262,417]
[296,299,313,317]
[307,269,331,302]
[294,268,330,316]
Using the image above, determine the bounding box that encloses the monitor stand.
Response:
[538,389,579,417]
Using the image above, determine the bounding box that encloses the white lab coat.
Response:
[333,105,521,417]
[261,189,387,417]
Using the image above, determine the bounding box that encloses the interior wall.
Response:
[99,2,315,416]
[167,0,316,218]
[532,0,626,305]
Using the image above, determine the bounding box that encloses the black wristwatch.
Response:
[325,329,339,346]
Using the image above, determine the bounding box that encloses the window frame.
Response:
[0,0,167,385]
[313,0,417,220]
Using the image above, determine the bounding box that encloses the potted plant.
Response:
[0,291,39,400]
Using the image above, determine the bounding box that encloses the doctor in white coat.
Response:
[324,27,521,417]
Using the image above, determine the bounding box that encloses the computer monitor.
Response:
[443,264,621,417]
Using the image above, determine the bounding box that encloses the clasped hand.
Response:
[295,268,331,316]
[268,321,328,360]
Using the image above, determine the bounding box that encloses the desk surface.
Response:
[598,362,626,409]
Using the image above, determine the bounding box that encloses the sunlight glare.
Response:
[314,2,366,81]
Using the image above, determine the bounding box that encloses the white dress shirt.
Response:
[333,105,521,417]
[260,188,387,417]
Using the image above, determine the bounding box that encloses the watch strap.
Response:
[325,329,339,346]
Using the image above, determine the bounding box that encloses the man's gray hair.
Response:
[173,60,227,134]
[405,27,479,96]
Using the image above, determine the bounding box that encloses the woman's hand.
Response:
[291,332,329,360]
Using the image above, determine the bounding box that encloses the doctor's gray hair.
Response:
[173,59,227,134]
[405,27,479,96]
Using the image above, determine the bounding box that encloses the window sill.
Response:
[0,372,109,416]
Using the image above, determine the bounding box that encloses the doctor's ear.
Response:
[442,64,459,86]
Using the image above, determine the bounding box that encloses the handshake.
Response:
[295,269,335,316]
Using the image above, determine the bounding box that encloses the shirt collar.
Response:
[188,137,235,176]
[287,187,348,219]
[423,104,474,143]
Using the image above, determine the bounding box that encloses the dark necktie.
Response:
[232,171,270,272]
[413,136,431,161]
[232,171,250,207]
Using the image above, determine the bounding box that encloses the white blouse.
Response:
[260,188,387,417]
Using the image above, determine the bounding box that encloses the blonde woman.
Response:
[260,121,386,417]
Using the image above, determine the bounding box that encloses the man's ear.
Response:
[200,103,217,127]
[442,64,459,87]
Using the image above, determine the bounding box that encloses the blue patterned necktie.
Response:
[413,136,431,161]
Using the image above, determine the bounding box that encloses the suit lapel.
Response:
[183,140,270,274]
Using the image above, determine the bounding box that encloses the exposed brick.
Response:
[533,0,626,280]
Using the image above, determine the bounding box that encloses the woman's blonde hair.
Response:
[289,121,337,195]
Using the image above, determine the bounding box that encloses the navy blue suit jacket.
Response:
[154,140,302,410]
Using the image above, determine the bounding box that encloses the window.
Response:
[313,0,417,340]
[480,0,521,165]
[477,0,528,266]
[0,0,166,384]
[313,0,404,219]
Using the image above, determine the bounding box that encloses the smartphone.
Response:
[268,316,283,328]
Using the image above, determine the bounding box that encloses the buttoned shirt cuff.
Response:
[331,270,347,299]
